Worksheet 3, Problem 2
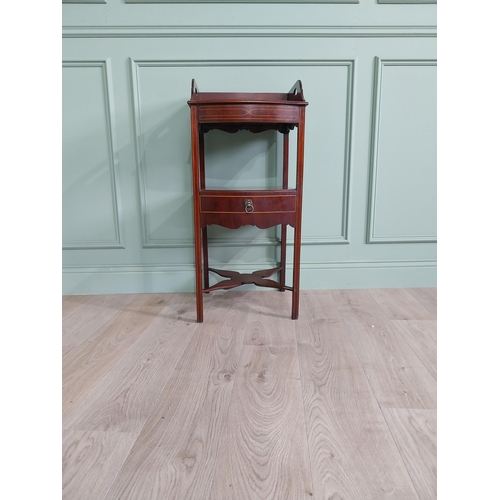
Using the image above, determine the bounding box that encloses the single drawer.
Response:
[198,104,300,124]
[200,192,296,214]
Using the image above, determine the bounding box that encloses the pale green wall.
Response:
[62,0,436,294]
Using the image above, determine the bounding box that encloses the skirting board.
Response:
[62,260,436,295]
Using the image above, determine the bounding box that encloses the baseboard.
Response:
[62,260,436,295]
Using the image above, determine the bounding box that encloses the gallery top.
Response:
[188,79,308,134]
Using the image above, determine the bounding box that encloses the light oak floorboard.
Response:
[210,345,313,500]
[333,290,436,409]
[296,317,419,499]
[62,430,138,500]
[301,395,420,500]
[331,288,390,329]
[392,320,437,381]
[104,294,246,500]
[243,291,297,347]
[382,408,437,500]
[62,289,436,500]
[369,288,435,321]
[62,294,170,421]
[301,290,344,324]
[63,294,199,433]
[235,289,292,319]
[63,294,136,349]
[62,295,96,319]
[346,320,436,409]
[62,344,75,358]
[296,320,380,412]
[405,288,437,318]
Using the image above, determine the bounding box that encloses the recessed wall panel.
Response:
[132,61,352,247]
[62,61,122,249]
[368,59,436,243]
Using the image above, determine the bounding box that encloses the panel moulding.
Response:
[378,1,435,4]
[366,57,437,244]
[62,59,125,250]
[63,0,107,3]
[62,25,437,39]
[130,59,354,248]
[125,1,358,4]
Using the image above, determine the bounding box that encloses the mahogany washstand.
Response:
[188,80,308,322]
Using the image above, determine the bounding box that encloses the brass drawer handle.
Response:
[244,199,254,213]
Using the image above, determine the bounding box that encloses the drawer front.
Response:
[200,194,296,214]
[198,104,299,124]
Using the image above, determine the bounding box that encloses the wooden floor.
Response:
[62,288,437,500]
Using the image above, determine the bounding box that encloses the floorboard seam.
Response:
[379,408,423,500]
[294,322,317,499]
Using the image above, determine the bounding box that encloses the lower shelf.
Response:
[203,266,293,293]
